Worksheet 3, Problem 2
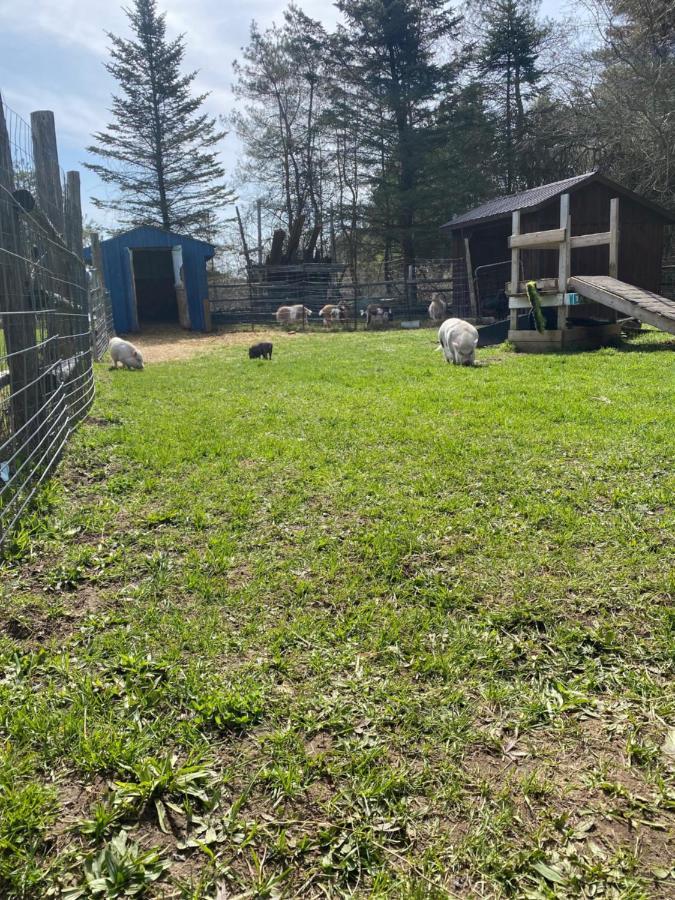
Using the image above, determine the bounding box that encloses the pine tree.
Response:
[331,0,461,278]
[477,0,548,191]
[86,0,232,237]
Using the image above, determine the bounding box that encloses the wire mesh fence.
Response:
[0,96,106,549]
[88,264,115,361]
[208,258,474,329]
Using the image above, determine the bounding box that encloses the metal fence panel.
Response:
[0,96,100,549]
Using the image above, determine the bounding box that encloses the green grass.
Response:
[1,328,674,898]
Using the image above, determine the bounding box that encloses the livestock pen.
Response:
[207,259,473,330]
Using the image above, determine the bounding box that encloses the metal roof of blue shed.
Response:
[101,225,215,256]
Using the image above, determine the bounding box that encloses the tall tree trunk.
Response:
[147,42,170,230]
[506,54,513,193]
[388,46,416,284]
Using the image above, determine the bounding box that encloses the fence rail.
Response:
[0,94,110,550]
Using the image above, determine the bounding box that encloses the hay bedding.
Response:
[117,325,291,364]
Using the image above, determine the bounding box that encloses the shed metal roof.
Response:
[441,171,675,231]
[101,224,215,255]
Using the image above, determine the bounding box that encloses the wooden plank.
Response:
[558,194,570,294]
[570,231,611,249]
[510,210,520,295]
[464,237,477,317]
[609,198,619,278]
[516,277,558,294]
[509,227,566,250]
[568,276,675,334]
[509,293,564,309]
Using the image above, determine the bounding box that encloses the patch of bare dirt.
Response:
[116,325,301,364]
[1,584,112,646]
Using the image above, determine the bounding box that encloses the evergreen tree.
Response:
[331,0,462,277]
[86,0,232,237]
[477,0,548,191]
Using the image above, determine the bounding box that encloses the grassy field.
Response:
[1,328,674,899]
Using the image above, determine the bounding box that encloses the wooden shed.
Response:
[441,172,675,351]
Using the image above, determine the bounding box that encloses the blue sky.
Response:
[0,0,569,232]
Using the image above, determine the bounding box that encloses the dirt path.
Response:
[118,325,297,363]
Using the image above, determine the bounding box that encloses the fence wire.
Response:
[208,258,475,329]
[0,98,100,549]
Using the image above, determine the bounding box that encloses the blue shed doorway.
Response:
[131,248,179,324]
[100,226,214,333]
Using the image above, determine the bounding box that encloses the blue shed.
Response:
[100,226,215,333]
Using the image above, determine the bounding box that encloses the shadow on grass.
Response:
[616,337,675,353]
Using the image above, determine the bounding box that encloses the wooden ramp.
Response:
[568,276,675,336]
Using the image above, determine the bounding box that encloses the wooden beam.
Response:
[516,277,559,294]
[509,227,566,250]
[558,193,570,295]
[510,293,564,309]
[464,237,477,317]
[570,231,611,249]
[609,197,619,278]
[510,210,520,295]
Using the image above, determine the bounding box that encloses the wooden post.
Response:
[202,297,212,333]
[510,210,520,296]
[256,198,262,266]
[90,232,103,278]
[558,193,570,295]
[30,111,64,236]
[464,237,477,318]
[609,198,619,278]
[0,95,38,436]
[64,171,83,260]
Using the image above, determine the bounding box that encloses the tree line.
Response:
[87,0,675,279]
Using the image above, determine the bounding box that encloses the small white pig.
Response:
[109,337,144,370]
[437,318,479,366]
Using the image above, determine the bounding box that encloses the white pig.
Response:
[109,337,144,370]
[436,318,479,366]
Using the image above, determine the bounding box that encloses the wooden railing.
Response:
[508,194,620,296]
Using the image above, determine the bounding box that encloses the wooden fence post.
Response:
[0,93,40,438]
[64,171,83,260]
[30,111,64,236]
[90,232,103,278]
